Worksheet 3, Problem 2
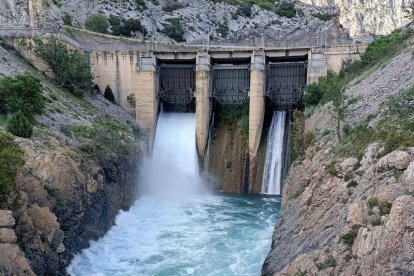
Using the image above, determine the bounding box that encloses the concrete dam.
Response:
[2,28,365,194]
[89,43,364,193]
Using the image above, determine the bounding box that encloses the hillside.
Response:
[262,24,414,275]
[0,42,142,275]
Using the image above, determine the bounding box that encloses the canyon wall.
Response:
[300,0,413,37]
[262,27,414,275]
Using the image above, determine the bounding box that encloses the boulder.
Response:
[0,228,17,243]
[347,201,369,230]
[377,150,413,172]
[0,210,15,228]
[0,243,35,275]
[402,161,414,183]
[340,157,358,172]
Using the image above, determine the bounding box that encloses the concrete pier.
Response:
[248,52,266,192]
[135,55,159,150]
[248,52,266,159]
[195,53,212,160]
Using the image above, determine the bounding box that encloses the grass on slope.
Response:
[304,29,414,107]
[335,87,414,159]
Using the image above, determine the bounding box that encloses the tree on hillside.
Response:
[34,38,93,96]
[162,18,185,42]
[0,74,44,118]
[328,88,354,142]
[85,14,109,34]
[104,85,115,102]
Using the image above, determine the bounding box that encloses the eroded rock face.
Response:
[262,140,414,275]
[12,136,139,275]
[299,0,413,37]
[0,243,35,276]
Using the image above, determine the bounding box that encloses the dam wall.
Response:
[7,32,366,192]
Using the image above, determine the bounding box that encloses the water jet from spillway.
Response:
[261,111,287,196]
[68,111,280,276]
[141,112,206,198]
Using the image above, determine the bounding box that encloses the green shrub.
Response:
[162,18,185,42]
[325,161,338,176]
[35,38,93,96]
[378,202,392,216]
[104,85,115,102]
[85,14,109,34]
[0,132,24,196]
[217,104,249,144]
[217,22,229,37]
[109,16,122,36]
[314,255,336,270]
[135,0,146,10]
[305,29,412,109]
[371,217,381,226]
[291,110,315,161]
[236,3,252,17]
[162,3,186,12]
[346,180,358,188]
[367,196,379,208]
[376,87,414,154]
[110,17,147,37]
[341,231,357,246]
[275,1,296,18]
[127,94,136,108]
[122,18,147,37]
[62,12,73,26]
[44,185,65,206]
[7,111,33,138]
[80,143,93,153]
[0,74,44,118]
[312,12,333,21]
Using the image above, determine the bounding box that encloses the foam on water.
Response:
[68,112,281,275]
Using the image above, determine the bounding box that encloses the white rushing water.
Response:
[261,111,287,195]
[68,112,280,276]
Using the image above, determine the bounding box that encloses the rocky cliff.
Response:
[2,0,413,43]
[0,43,142,275]
[1,0,348,44]
[300,0,413,38]
[262,27,414,275]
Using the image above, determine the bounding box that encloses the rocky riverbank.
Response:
[262,29,414,275]
[0,44,142,275]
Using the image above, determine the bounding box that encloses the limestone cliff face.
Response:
[299,0,413,37]
[13,136,139,275]
[262,31,414,275]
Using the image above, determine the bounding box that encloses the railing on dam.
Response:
[0,27,369,53]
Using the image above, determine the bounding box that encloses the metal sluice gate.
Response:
[266,61,307,107]
[212,65,250,105]
[159,64,196,105]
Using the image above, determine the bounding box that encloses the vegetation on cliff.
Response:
[217,104,249,144]
[0,74,45,138]
[0,132,23,199]
[304,28,412,108]
[34,38,93,96]
[263,24,414,275]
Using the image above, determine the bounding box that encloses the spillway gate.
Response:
[159,64,196,105]
[265,61,307,108]
[212,65,250,105]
